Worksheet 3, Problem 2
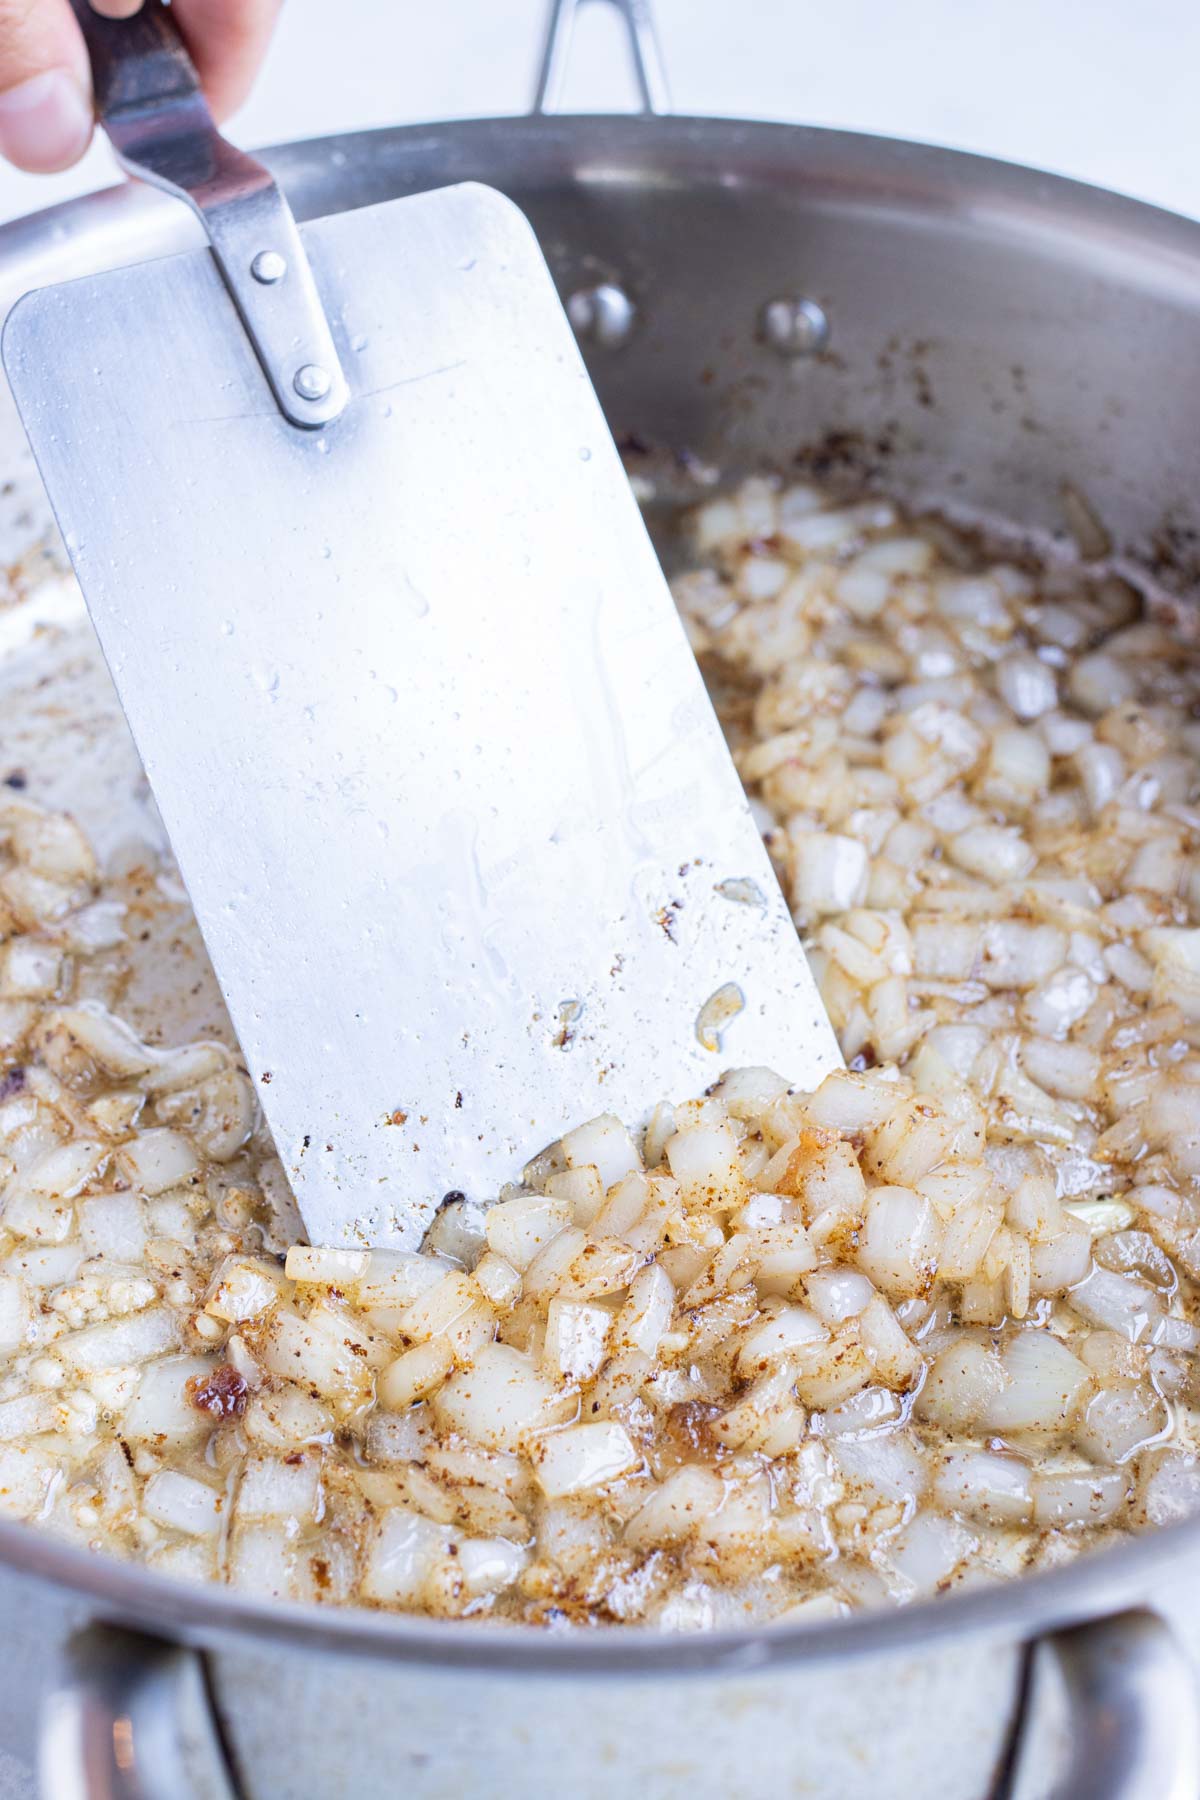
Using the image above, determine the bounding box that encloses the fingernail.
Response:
[0,70,92,174]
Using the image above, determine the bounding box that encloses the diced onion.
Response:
[533,1422,638,1497]
[934,1450,1033,1525]
[432,1343,575,1452]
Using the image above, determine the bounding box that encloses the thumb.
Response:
[0,0,92,173]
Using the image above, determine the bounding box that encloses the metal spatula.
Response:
[3,2,840,1249]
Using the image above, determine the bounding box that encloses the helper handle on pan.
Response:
[68,0,346,429]
[533,0,671,115]
[1005,1610,1200,1800]
[37,1608,1200,1799]
[39,1625,237,1800]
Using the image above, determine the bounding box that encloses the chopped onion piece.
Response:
[560,1114,641,1188]
[935,1450,1033,1525]
[484,1196,572,1272]
[542,1299,612,1382]
[695,983,745,1053]
[1033,1467,1128,1527]
[1075,1384,1167,1466]
[980,1331,1092,1435]
[737,1305,827,1376]
[236,1452,320,1521]
[805,1268,875,1325]
[143,1469,222,1537]
[624,1465,725,1550]
[666,1121,747,1206]
[362,1508,453,1606]
[433,1343,575,1452]
[0,1444,58,1519]
[533,1422,638,1497]
[857,1186,941,1299]
[1069,1267,1162,1342]
[284,1246,370,1286]
[116,1128,198,1195]
[613,1264,674,1358]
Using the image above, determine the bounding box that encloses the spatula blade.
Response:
[3,183,840,1248]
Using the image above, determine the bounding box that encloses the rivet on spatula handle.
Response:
[70,0,347,428]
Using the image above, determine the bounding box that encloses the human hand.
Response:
[0,0,281,173]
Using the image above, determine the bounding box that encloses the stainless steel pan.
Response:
[3,1,1200,1794]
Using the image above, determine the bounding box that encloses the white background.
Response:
[0,0,1196,226]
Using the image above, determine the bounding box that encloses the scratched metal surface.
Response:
[4,182,839,1249]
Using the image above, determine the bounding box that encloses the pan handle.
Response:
[68,0,346,430]
[37,1606,1200,1800]
[532,0,671,117]
[1004,1609,1200,1800]
[39,1624,237,1800]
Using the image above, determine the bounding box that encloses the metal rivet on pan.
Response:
[293,364,332,402]
[250,250,288,285]
[759,296,829,357]
[566,283,637,350]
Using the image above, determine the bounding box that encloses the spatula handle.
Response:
[70,0,199,122]
[67,0,348,431]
